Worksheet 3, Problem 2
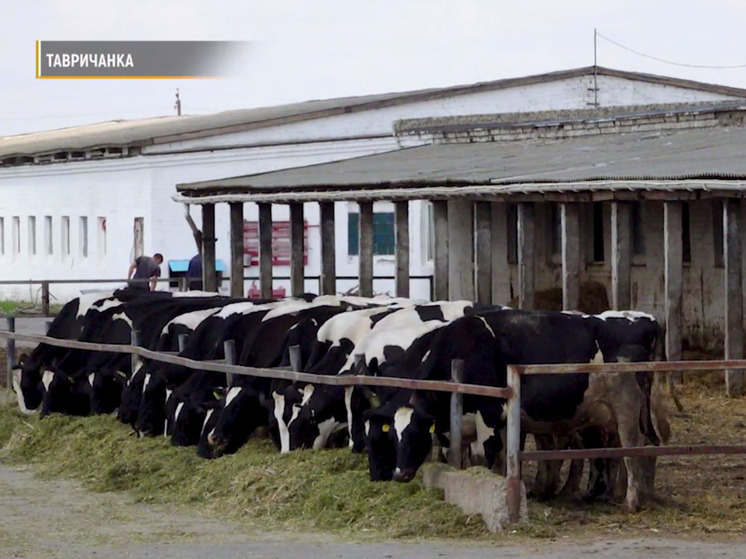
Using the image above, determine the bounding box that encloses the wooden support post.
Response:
[490,203,511,305]
[290,203,305,297]
[201,204,217,292]
[433,201,449,301]
[178,277,188,292]
[223,339,236,388]
[358,202,374,298]
[474,202,492,304]
[177,334,187,353]
[395,201,410,298]
[449,359,464,470]
[319,202,336,295]
[289,345,301,372]
[561,203,581,311]
[517,203,535,310]
[664,201,683,383]
[6,316,15,388]
[611,201,632,310]
[130,329,140,377]
[448,199,475,301]
[724,199,744,397]
[46,320,53,333]
[41,281,50,315]
[229,201,245,298]
[506,364,523,524]
[258,203,273,300]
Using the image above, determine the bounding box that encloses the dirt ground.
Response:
[1,462,746,559]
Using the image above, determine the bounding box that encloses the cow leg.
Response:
[531,434,563,499]
[559,432,585,497]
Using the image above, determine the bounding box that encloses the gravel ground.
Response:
[2,463,746,559]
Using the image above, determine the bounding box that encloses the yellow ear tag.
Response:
[116,371,127,379]
[381,424,390,433]
[429,424,436,434]
[213,391,222,400]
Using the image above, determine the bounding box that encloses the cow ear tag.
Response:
[429,424,435,434]
[116,371,127,379]
[213,390,222,400]
[382,424,390,433]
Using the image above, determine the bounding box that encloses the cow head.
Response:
[268,384,302,453]
[171,388,224,447]
[135,371,168,437]
[200,385,265,459]
[363,408,397,481]
[287,384,348,451]
[40,369,91,418]
[117,362,148,428]
[13,352,47,414]
[88,369,127,415]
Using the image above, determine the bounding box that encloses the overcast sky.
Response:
[2,0,746,137]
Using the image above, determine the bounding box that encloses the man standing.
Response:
[127,253,164,291]
[186,253,203,291]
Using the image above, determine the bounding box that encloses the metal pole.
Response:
[223,339,236,388]
[6,316,16,389]
[46,320,54,334]
[130,329,140,377]
[179,277,188,292]
[449,359,464,469]
[289,345,301,372]
[41,281,50,315]
[177,334,187,353]
[506,364,522,524]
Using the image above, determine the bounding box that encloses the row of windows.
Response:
[0,215,107,260]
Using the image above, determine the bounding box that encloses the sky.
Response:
[2,0,746,137]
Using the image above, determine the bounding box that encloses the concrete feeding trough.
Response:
[422,463,527,533]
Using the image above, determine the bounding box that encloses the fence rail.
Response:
[3,325,745,527]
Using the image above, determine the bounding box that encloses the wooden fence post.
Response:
[223,339,236,388]
[130,330,140,377]
[449,359,464,469]
[41,281,50,315]
[289,345,301,372]
[177,334,188,353]
[6,316,15,389]
[46,320,54,334]
[506,364,522,524]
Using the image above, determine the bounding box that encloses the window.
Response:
[592,202,605,263]
[79,216,88,257]
[631,202,645,257]
[61,216,70,256]
[12,217,20,258]
[28,216,36,255]
[243,220,308,266]
[45,216,53,255]
[507,203,518,264]
[713,200,724,267]
[97,217,107,259]
[682,202,691,264]
[347,212,395,256]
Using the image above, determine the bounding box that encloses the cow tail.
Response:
[655,322,684,414]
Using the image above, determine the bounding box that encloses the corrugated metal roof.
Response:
[176,125,746,196]
[4,66,746,161]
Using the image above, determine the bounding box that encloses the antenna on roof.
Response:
[589,29,599,108]
[174,88,182,116]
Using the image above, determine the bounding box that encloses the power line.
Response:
[596,31,746,69]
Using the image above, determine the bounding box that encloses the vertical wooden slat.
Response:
[433,201,449,301]
[319,202,336,295]
[449,359,464,469]
[41,282,50,315]
[517,203,535,310]
[258,203,273,299]
[201,204,217,292]
[724,198,744,397]
[223,340,236,389]
[229,202,244,298]
[289,345,301,372]
[447,199,475,301]
[474,202,492,304]
[6,316,15,388]
[506,364,522,524]
[664,201,683,383]
[130,329,140,378]
[395,201,410,298]
[358,202,374,298]
[561,202,581,311]
[490,202,510,305]
[611,201,632,310]
[289,203,305,297]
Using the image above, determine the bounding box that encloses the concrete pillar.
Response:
[319,202,336,295]
[724,198,744,397]
[229,202,244,298]
[448,199,475,301]
[664,201,683,382]
[611,201,632,310]
[475,202,492,304]
[561,202,581,311]
[517,203,535,310]
[395,201,410,298]
[201,203,217,292]
[258,203,273,299]
[433,201,449,301]
[289,203,305,297]
[358,202,374,298]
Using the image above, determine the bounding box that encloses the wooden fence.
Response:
[3,326,746,526]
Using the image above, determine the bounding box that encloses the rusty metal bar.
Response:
[520,444,746,461]
[506,364,522,524]
[449,359,464,470]
[41,281,50,315]
[512,358,746,375]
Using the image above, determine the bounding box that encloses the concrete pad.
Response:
[422,463,527,533]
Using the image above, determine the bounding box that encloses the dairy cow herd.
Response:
[11,288,670,512]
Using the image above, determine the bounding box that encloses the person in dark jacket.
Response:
[127,253,163,291]
[186,253,203,291]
